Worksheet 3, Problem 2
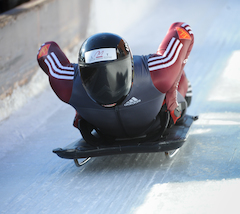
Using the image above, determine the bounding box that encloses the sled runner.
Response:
[53,115,198,167]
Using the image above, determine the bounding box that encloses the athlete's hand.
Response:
[73,112,82,129]
[168,106,181,128]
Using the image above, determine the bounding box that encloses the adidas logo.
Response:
[124,97,141,106]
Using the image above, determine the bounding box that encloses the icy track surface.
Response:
[1,0,240,213]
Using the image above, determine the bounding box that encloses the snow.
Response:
[0,69,48,121]
[208,50,240,102]
[135,179,240,214]
[1,0,240,213]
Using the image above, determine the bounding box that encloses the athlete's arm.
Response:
[148,22,194,123]
[37,41,74,103]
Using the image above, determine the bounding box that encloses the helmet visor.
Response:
[80,56,133,106]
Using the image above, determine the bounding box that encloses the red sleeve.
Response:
[37,41,74,103]
[148,22,194,111]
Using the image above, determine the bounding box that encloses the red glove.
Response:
[73,112,82,129]
[169,106,181,127]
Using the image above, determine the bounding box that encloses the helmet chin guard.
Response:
[78,33,133,106]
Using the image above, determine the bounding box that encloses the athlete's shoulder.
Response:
[169,22,194,40]
[37,41,75,103]
[37,41,61,65]
[37,41,74,76]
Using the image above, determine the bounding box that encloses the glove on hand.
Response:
[73,112,82,128]
[168,105,182,128]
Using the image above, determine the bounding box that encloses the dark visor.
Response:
[80,56,132,106]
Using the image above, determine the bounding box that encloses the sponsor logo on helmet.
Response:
[85,48,117,63]
[38,44,50,59]
[176,27,191,40]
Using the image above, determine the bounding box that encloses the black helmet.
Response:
[78,33,133,107]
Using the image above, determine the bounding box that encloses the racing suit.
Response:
[37,22,194,138]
